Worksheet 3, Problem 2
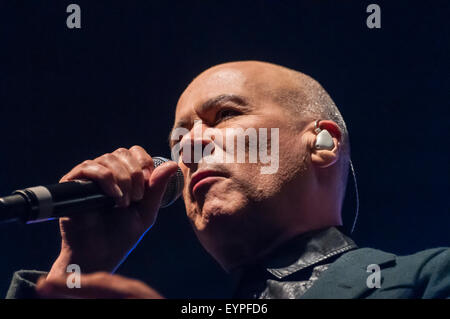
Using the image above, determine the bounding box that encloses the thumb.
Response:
[139,161,179,223]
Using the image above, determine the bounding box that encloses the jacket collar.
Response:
[231,226,358,284]
[262,226,358,279]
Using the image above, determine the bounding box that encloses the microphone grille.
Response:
[152,157,184,208]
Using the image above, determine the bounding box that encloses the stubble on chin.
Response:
[186,179,251,232]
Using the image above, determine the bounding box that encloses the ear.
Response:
[310,120,341,168]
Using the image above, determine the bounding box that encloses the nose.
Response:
[179,121,215,169]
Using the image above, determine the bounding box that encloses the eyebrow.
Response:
[198,94,249,113]
[168,94,249,147]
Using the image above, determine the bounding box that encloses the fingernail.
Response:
[143,168,150,180]
[113,184,124,198]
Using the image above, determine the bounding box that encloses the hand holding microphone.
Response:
[41,145,183,278]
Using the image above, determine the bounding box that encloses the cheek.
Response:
[233,138,306,200]
[223,163,281,202]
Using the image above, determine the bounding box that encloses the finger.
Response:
[60,160,123,200]
[36,276,80,299]
[139,161,179,225]
[129,145,155,180]
[95,153,132,207]
[36,274,123,299]
[36,273,163,299]
[112,148,145,202]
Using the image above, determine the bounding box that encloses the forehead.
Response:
[175,67,249,118]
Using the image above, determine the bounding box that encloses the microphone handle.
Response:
[0,181,115,224]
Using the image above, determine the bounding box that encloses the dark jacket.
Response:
[6,228,450,299]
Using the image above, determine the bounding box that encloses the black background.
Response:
[0,0,449,298]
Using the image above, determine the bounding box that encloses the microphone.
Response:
[0,157,184,224]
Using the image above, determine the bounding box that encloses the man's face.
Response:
[171,63,310,243]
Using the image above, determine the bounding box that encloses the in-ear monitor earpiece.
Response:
[314,120,335,150]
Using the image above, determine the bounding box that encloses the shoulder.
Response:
[399,247,450,298]
[341,247,450,298]
[343,247,450,268]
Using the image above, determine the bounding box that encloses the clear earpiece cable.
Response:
[349,159,360,234]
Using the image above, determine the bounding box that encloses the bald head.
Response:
[188,61,348,143]
[183,60,350,187]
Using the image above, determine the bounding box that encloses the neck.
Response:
[198,177,342,272]
[201,200,340,272]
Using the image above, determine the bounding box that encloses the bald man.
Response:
[6,61,450,299]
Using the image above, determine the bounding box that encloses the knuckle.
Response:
[100,153,115,161]
[80,160,94,167]
[74,160,95,174]
[114,147,129,156]
[129,145,145,153]
[130,146,153,165]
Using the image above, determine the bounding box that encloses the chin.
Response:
[190,191,249,233]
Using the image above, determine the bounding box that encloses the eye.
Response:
[216,108,241,122]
